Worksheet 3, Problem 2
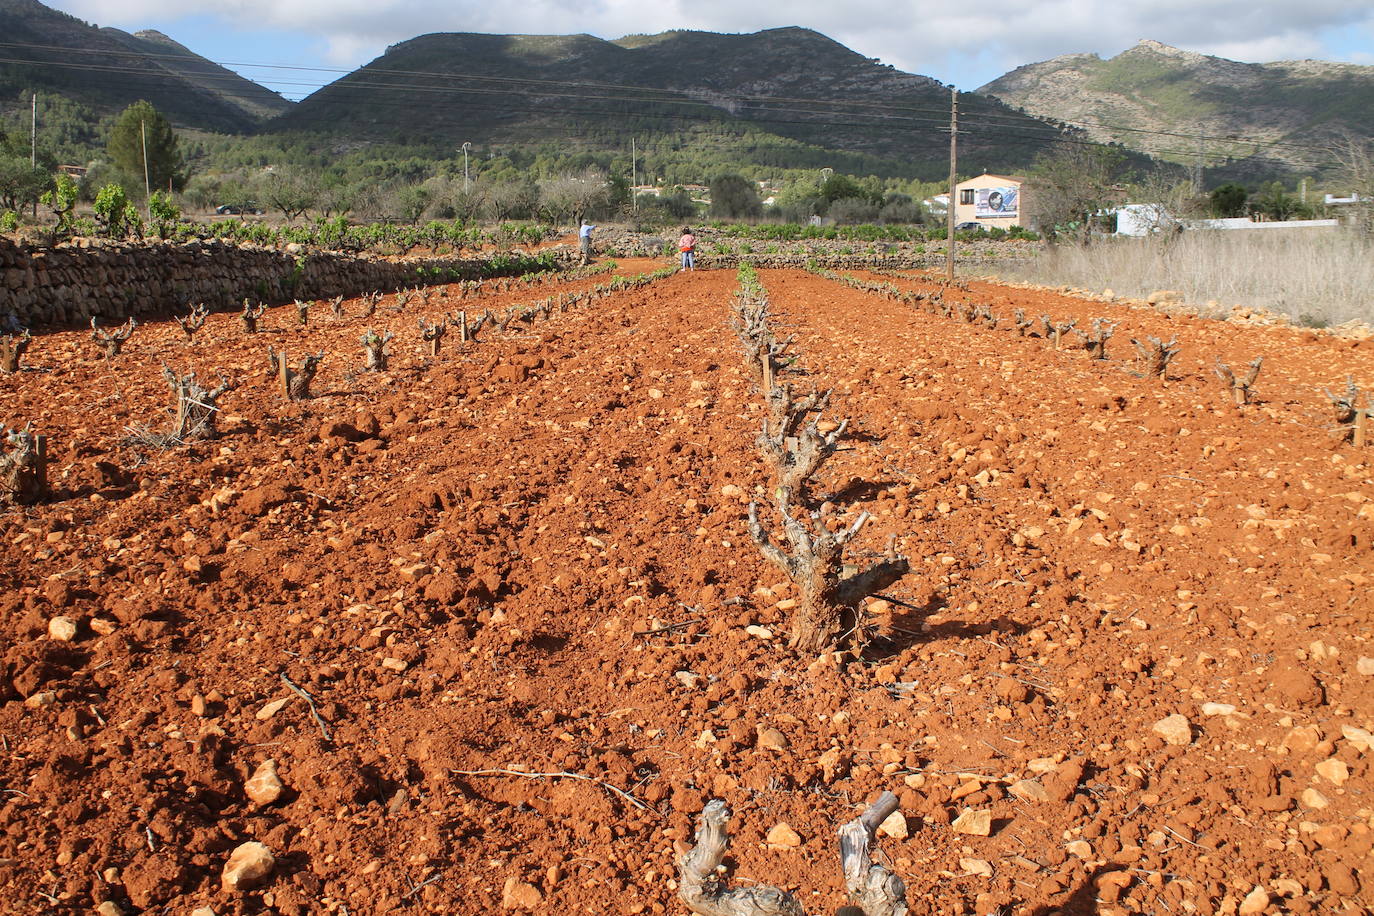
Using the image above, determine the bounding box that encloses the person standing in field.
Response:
[678,227,696,270]
[578,220,597,265]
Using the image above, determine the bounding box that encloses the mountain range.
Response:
[979,39,1374,177]
[2,0,1370,181]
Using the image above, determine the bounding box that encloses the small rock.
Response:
[23,691,55,709]
[756,726,789,751]
[1008,779,1050,802]
[951,808,993,836]
[190,694,208,717]
[1341,725,1373,753]
[1283,725,1323,754]
[877,811,908,839]
[1356,656,1374,676]
[1200,702,1237,717]
[190,908,218,916]
[95,901,124,916]
[1299,787,1330,809]
[245,758,283,806]
[959,858,993,877]
[221,841,274,892]
[47,616,78,642]
[501,877,543,909]
[255,697,291,720]
[766,822,802,847]
[674,670,701,689]
[1314,757,1349,786]
[89,617,117,636]
[745,625,773,640]
[1238,885,1269,915]
[1271,878,1303,898]
[1151,714,1192,746]
[1065,840,1093,859]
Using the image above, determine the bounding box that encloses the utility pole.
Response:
[631,137,638,215]
[140,120,151,196]
[461,141,471,193]
[946,87,958,283]
[30,92,37,168]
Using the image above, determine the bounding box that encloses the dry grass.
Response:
[995,229,1374,328]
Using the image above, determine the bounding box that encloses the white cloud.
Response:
[48,0,1374,88]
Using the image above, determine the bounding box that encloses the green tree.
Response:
[1209,183,1248,218]
[0,157,49,211]
[107,101,186,194]
[709,173,762,219]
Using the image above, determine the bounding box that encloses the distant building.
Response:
[57,164,87,179]
[953,174,1025,229]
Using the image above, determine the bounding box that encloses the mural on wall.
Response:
[975,187,1018,219]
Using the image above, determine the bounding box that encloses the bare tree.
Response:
[1,329,31,372]
[130,367,232,445]
[175,304,209,342]
[91,317,137,357]
[1024,141,1127,243]
[241,300,266,334]
[1215,356,1263,406]
[0,424,46,504]
[1335,134,1374,236]
[360,329,394,371]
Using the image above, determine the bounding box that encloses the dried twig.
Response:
[280,674,331,744]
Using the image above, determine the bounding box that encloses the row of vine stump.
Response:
[0,261,676,505]
[836,268,1371,448]
[675,265,913,916]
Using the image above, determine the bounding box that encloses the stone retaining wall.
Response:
[0,236,570,331]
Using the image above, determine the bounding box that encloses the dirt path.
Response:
[0,266,1369,916]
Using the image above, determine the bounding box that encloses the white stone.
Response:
[877,811,908,839]
[1151,714,1192,746]
[47,616,78,642]
[221,842,274,892]
[245,758,283,806]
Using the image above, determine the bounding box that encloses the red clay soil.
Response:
[0,263,1370,916]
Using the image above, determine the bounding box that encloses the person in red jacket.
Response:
[678,227,697,270]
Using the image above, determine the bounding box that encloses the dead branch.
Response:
[1214,356,1262,406]
[1325,377,1372,445]
[1,329,32,372]
[360,328,394,371]
[678,800,803,916]
[268,347,323,400]
[175,303,209,341]
[91,317,138,358]
[1013,309,1035,337]
[758,393,847,499]
[240,300,266,334]
[448,310,488,343]
[748,495,909,653]
[1131,335,1180,378]
[361,291,381,319]
[1040,315,1078,350]
[839,792,909,916]
[131,366,231,446]
[0,424,47,505]
[1073,318,1117,360]
[419,317,447,357]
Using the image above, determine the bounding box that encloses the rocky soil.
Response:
[0,261,1370,915]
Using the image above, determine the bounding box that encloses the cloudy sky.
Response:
[48,0,1374,100]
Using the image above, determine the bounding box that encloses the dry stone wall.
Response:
[0,236,569,330]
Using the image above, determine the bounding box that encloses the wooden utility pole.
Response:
[946,87,958,283]
[631,137,638,214]
[30,93,37,167]
[140,119,151,215]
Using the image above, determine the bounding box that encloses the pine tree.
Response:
[107,101,185,193]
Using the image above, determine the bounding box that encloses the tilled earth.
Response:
[0,262,1371,916]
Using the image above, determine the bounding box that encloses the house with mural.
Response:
[952,174,1024,229]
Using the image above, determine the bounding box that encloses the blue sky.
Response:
[48,0,1374,101]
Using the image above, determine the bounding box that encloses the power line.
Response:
[0,37,1345,160]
